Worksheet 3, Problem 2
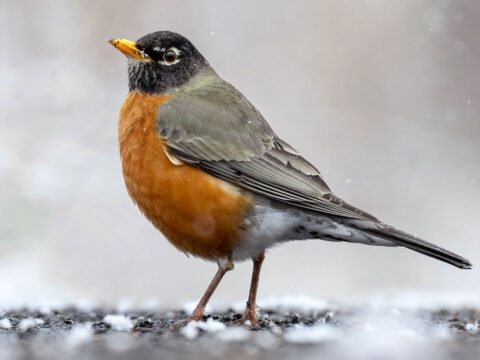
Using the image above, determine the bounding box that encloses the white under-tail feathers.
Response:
[238,197,472,269]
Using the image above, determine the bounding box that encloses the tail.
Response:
[346,220,472,269]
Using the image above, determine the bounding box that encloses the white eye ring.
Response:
[160,47,181,65]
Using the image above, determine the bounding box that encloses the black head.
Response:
[110,31,211,94]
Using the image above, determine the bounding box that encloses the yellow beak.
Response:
[109,38,150,62]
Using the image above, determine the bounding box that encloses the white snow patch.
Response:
[258,295,331,314]
[326,311,446,360]
[284,324,342,344]
[181,322,200,340]
[104,314,134,331]
[105,333,136,352]
[465,322,478,333]
[254,331,280,349]
[0,318,12,330]
[216,326,251,342]
[181,318,226,340]
[65,323,94,347]
[212,295,331,314]
[17,318,44,332]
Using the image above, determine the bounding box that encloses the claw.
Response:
[244,306,261,328]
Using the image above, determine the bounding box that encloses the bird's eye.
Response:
[163,49,177,63]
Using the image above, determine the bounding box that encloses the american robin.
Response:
[109,31,471,325]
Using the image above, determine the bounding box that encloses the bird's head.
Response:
[109,31,211,94]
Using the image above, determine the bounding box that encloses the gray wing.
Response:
[157,78,376,221]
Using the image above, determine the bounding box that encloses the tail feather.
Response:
[348,221,472,269]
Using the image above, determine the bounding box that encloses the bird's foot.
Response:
[234,307,261,328]
[168,310,205,331]
[245,311,260,328]
[189,308,205,322]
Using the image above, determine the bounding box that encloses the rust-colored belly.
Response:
[118,91,252,259]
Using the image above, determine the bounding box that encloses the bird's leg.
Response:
[244,252,265,327]
[190,256,234,321]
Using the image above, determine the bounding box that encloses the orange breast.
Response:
[118,91,252,259]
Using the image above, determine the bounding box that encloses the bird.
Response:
[109,31,472,326]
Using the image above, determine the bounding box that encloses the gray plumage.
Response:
[158,73,376,221]
[155,69,472,269]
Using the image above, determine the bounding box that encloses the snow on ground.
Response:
[103,314,134,331]
[215,326,251,342]
[284,324,342,344]
[17,318,45,332]
[181,318,226,340]
[193,295,333,314]
[258,295,332,313]
[0,294,478,359]
[0,318,12,330]
[177,294,480,359]
[326,309,451,360]
[64,323,94,348]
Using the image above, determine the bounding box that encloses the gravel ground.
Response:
[0,303,479,360]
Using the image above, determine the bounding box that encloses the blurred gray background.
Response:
[0,0,478,307]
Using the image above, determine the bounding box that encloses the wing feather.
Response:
[157,77,376,221]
